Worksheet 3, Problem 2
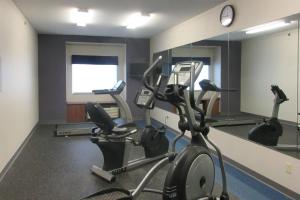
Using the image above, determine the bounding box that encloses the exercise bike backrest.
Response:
[86,102,115,133]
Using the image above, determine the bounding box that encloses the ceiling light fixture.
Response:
[71,8,93,27]
[125,12,152,29]
[244,20,291,34]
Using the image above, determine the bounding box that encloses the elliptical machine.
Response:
[86,71,169,183]
[248,85,300,151]
[82,56,229,200]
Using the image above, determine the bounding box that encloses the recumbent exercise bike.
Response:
[86,82,169,182]
[248,85,299,151]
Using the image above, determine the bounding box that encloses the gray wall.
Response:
[194,40,241,114]
[38,34,150,123]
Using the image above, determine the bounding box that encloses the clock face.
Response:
[220,5,235,27]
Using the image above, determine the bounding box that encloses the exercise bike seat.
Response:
[82,188,132,200]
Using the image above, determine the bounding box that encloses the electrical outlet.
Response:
[285,162,293,175]
[164,115,169,125]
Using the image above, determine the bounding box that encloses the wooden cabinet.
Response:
[202,98,220,116]
[67,104,87,123]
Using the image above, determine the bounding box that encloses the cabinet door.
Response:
[67,104,86,123]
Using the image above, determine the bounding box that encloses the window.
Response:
[171,64,210,90]
[171,57,211,91]
[71,55,119,94]
[72,64,117,93]
[195,65,209,90]
[66,43,126,103]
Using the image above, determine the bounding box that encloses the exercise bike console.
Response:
[135,88,154,109]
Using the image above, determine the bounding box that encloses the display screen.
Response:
[143,91,150,95]
[180,66,191,72]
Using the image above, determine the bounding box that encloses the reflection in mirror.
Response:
[189,35,247,125]
[152,14,300,159]
[152,35,233,122]
[153,49,174,113]
[216,15,300,159]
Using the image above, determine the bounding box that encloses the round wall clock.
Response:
[220,5,235,27]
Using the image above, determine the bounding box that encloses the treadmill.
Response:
[197,79,261,127]
[55,81,134,136]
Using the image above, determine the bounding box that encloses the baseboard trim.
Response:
[0,123,39,183]
[152,118,300,200]
[39,120,66,125]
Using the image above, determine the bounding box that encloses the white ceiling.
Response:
[13,0,226,38]
[210,14,300,41]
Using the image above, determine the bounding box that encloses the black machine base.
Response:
[248,118,282,146]
[163,145,215,200]
[141,126,169,158]
[91,138,127,171]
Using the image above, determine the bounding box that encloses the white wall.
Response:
[241,28,298,122]
[0,0,38,173]
[150,0,300,54]
[150,0,300,194]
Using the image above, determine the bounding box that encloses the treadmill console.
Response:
[93,80,126,95]
[167,61,203,86]
[135,88,154,109]
[199,79,219,92]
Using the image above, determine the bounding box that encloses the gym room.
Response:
[0,0,300,199]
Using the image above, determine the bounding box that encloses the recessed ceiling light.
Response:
[71,8,93,27]
[125,12,152,29]
[244,20,293,34]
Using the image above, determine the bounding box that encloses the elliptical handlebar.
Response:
[143,56,168,102]
[143,56,162,92]
[190,63,206,127]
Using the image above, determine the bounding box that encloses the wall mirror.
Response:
[217,15,300,159]
[152,14,300,159]
[153,34,231,118]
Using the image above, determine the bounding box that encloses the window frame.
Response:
[66,42,126,103]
